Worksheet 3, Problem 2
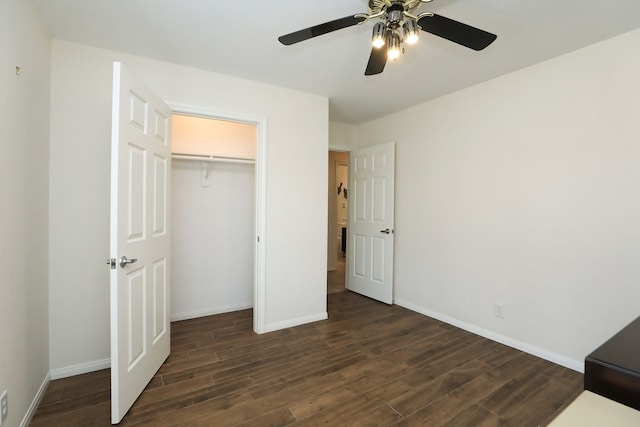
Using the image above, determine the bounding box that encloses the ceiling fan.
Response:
[278,0,497,75]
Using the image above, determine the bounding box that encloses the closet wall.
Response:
[171,114,256,320]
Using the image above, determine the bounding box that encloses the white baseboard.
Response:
[20,372,51,427]
[394,298,584,373]
[263,312,328,333]
[49,306,254,381]
[50,358,111,380]
[171,303,254,322]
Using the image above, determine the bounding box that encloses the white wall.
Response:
[171,159,254,320]
[358,29,640,371]
[49,40,328,375]
[0,0,51,424]
[329,121,359,151]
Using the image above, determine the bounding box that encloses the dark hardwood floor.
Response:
[327,254,346,294]
[31,289,582,426]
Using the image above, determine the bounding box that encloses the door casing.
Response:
[170,104,268,334]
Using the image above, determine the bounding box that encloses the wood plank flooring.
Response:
[31,291,583,426]
[327,255,346,294]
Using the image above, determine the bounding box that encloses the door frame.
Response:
[170,103,267,334]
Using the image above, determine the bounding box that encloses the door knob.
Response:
[119,256,138,268]
[380,228,391,234]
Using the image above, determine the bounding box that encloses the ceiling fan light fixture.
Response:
[277,1,498,76]
[387,32,401,61]
[371,22,386,48]
[403,18,419,45]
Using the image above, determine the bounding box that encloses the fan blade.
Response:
[278,15,366,45]
[417,14,497,51]
[365,46,387,76]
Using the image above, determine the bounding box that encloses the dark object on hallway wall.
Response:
[341,227,347,253]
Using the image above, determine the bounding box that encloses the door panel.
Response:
[152,259,167,341]
[354,179,367,220]
[128,145,146,240]
[153,155,167,235]
[353,234,367,278]
[373,177,386,221]
[371,236,386,283]
[110,62,171,424]
[347,143,395,304]
[127,268,146,366]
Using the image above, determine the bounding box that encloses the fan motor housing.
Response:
[369,0,424,14]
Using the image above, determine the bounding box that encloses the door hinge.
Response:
[106,258,117,269]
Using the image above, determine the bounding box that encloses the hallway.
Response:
[327,254,345,294]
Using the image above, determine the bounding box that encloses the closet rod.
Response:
[171,153,255,164]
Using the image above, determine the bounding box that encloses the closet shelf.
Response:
[172,153,255,164]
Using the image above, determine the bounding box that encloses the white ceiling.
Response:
[32,0,640,124]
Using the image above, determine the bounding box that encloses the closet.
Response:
[170,113,256,321]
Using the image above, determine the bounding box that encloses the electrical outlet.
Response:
[0,390,7,425]
[494,303,505,319]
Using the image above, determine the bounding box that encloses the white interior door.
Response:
[109,62,171,424]
[347,142,395,304]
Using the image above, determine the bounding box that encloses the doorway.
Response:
[328,150,349,293]
[170,112,263,324]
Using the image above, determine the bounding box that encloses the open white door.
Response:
[109,62,171,424]
[347,142,395,304]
